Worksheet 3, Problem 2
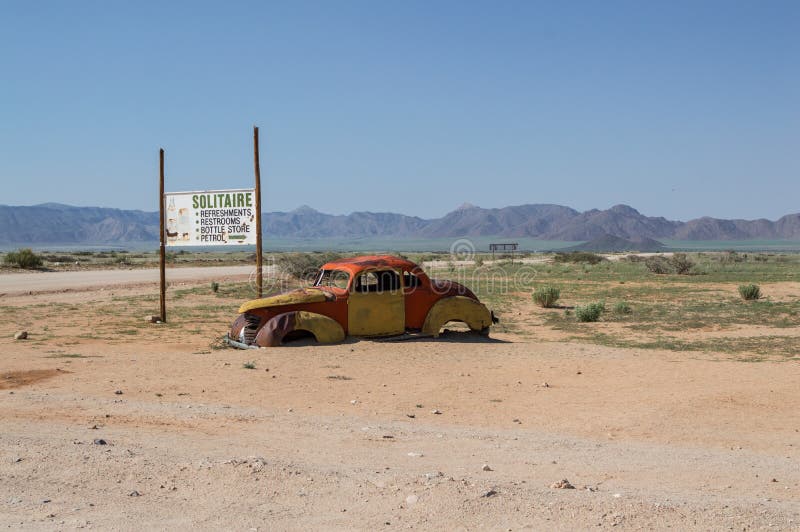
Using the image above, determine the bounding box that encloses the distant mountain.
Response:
[0,203,158,244]
[562,233,666,252]
[1,202,800,245]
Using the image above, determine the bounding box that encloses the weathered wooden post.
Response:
[159,148,167,322]
[253,126,263,298]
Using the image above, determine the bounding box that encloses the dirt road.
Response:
[0,266,254,295]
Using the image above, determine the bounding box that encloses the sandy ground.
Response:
[1,269,799,530]
[0,266,255,296]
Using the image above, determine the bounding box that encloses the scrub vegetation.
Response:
[4,250,798,360]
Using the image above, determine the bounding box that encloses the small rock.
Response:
[406,414,415,418]
[431,409,442,415]
[551,479,575,489]
[405,494,418,505]
[114,390,123,395]
[772,478,778,482]
[512,418,521,424]
[42,499,51,503]
[407,452,424,457]
[89,425,98,430]
[541,382,550,388]
[481,489,498,498]
[249,457,268,473]
[93,439,107,445]
[350,400,358,405]
[13,331,28,340]
[382,435,394,439]
[613,493,622,498]
[482,464,493,471]
[128,490,141,497]
[145,315,161,324]
[415,404,423,408]
[424,471,444,480]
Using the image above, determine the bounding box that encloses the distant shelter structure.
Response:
[489,242,518,262]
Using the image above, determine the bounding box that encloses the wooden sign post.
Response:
[157,127,264,321]
[158,148,167,323]
[253,126,263,298]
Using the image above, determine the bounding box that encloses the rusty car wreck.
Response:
[226,255,497,348]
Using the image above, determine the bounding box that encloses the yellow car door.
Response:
[347,269,405,336]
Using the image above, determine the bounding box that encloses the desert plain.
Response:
[1,252,799,530]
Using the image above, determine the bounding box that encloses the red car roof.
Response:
[320,255,420,274]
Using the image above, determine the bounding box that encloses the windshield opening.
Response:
[314,269,350,289]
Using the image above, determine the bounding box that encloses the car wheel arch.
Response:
[421,296,493,338]
[255,311,345,347]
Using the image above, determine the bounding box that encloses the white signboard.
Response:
[164,188,256,246]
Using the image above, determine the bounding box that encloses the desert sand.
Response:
[1,270,798,530]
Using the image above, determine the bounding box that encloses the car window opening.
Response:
[355,270,400,293]
[315,269,350,289]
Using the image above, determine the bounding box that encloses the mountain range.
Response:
[1,202,800,245]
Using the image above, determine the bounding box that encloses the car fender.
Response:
[254,311,345,347]
[421,296,493,337]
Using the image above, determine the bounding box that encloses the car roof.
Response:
[320,255,421,274]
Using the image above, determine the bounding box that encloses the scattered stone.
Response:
[613,493,622,498]
[576,371,582,375]
[350,400,358,405]
[772,478,778,482]
[382,435,394,439]
[128,490,141,497]
[406,413,415,419]
[145,315,162,324]
[584,485,597,492]
[481,489,498,498]
[482,464,493,471]
[11,457,22,463]
[13,331,28,340]
[431,409,442,415]
[42,499,51,503]
[93,439,107,446]
[424,471,444,480]
[405,494,418,505]
[114,390,123,395]
[249,457,268,473]
[541,382,550,388]
[415,404,423,408]
[407,452,424,458]
[551,479,575,489]
[512,418,521,424]
[89,425,98,430]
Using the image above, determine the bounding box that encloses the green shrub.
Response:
[4,248,43,269]
[210,281,220,293]
[243,361,256,369]
[613,301,632,314]
[532,286,561,308]
[645,255,672,274]
[554,252,605,265]
[575,302,605,322]
[670,253,694,275]
[738,284,761,301]
[276,252,343,280]
[474,255,484,267]
[622,254,645,262]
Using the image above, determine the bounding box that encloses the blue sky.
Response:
[1,1,798,221]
